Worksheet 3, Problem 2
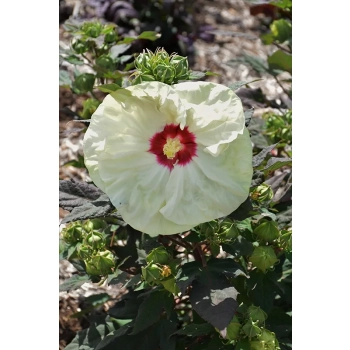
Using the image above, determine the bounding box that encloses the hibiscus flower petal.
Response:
[173,81,245,156]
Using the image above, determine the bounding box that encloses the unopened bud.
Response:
[219,218,239,239]
[249,246,279,273]
[254,220,280,242]
[84,231,106,250]
[85,250,115,275]
[250,183,274,204]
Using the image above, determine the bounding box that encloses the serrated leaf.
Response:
[96,83,121,93]
[244,107,254,127]
[174,323,215,337]
[229,79,262,91]
[190,277,239,330]
[110,44,132,59]
[61,194,116,224]
[59,70,72,86]
[268,50,292,74]
[131,291,173,334]
[59,274,90,292]
[137,31,161,41]
[252,143,279,167]
[59,180,104,211]
[262,157,292,173]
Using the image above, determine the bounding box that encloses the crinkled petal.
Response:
[173,81,245,156]
[160,128,253,226]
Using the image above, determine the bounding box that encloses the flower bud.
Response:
[135,52,152,72]
[62,221,84,244]
[254,220,280,242]
[242,318,261,338]
[104,31,117,43]
[146,246,171,265]
[81,22,103,38]
[72,73,95,94]
[83,218,107,232]
[246,306,267,324]
[80,98,101,119]
[153,64,176,84]
[249,246,279,273]
[171,55,190,80]
[84,231,106,250]
[85,250,115,275]
[199,220,219,237]
[72,39,89,54]
[77,243,93,260]
[225,315,241,341]
[96,55,115,72]
[250,183,274,204]
[141,263,162,285]
[219,218,239,239]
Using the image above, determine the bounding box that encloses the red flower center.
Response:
[148,124,197,170]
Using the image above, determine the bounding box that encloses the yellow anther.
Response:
[163,138,182,159]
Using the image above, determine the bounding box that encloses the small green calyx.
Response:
[249,246,279,273]
[131,48,191,85]
[219,218,239,239]
[85,250,115,276]
[254,220,280,242]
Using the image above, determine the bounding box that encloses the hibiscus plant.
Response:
[60,31,292,350]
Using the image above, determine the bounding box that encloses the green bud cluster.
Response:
[263,110,292,145]
[131,48,191,85]
[61,219,115,276]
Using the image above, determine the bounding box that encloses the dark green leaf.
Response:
[262,157,292,173]
[61,194,116,224]
[229,197,256,221]
[137,31,161,41]
[96,83,122,93]
[116,36,137,44]
[59,274,90,292]
[268,50,292,74]
[85,293,110,306]
[205,71,221,77]
[235,339,252,350]
[207,258,248,278]
[251,170,265,187]
[59,180,104,211]
[95,323,134,350]
[131,291,173,334]
[246,270,279,313]
[65,55,84,65]
[248,117,269,149]
[270,19,292,44]
[108,290,145,319]
[244,107,254,127]
[229,79,262,91]
[175,261,203,294]
[174,323,215,337]
[59,70,72,86]
[252,143,279,167]
[222,236,254,258]
[190,277,239,330]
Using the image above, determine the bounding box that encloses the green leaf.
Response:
[110,44,131,59]
[131,291,174,334]
[108,290,145,319]
[65,55,84,65]
[59,70,72,87]
[229,79,262,91]
[175,261,203,294]
[190,276,239,330]
[188,71,206,80]
[207,257,248,278]
[270,19,292,44]
[59,180,104,211]
[252,143,279,167]
[262,157,292,173]
[246,270,279,313]
[222,236,254,258]
[137,31,161,41]
[174,323,215,337]
[59,274,90,292]
[63,154,86,168]
[96,83,122,93]
[235,339,252,350]
[268,50,292,74]
[205,71,221,77]
[243,53,269,74]
[85,293,110,306]
[117,36,138,45]
[229,197,256,221]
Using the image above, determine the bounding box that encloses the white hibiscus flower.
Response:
[83,81,253,237]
